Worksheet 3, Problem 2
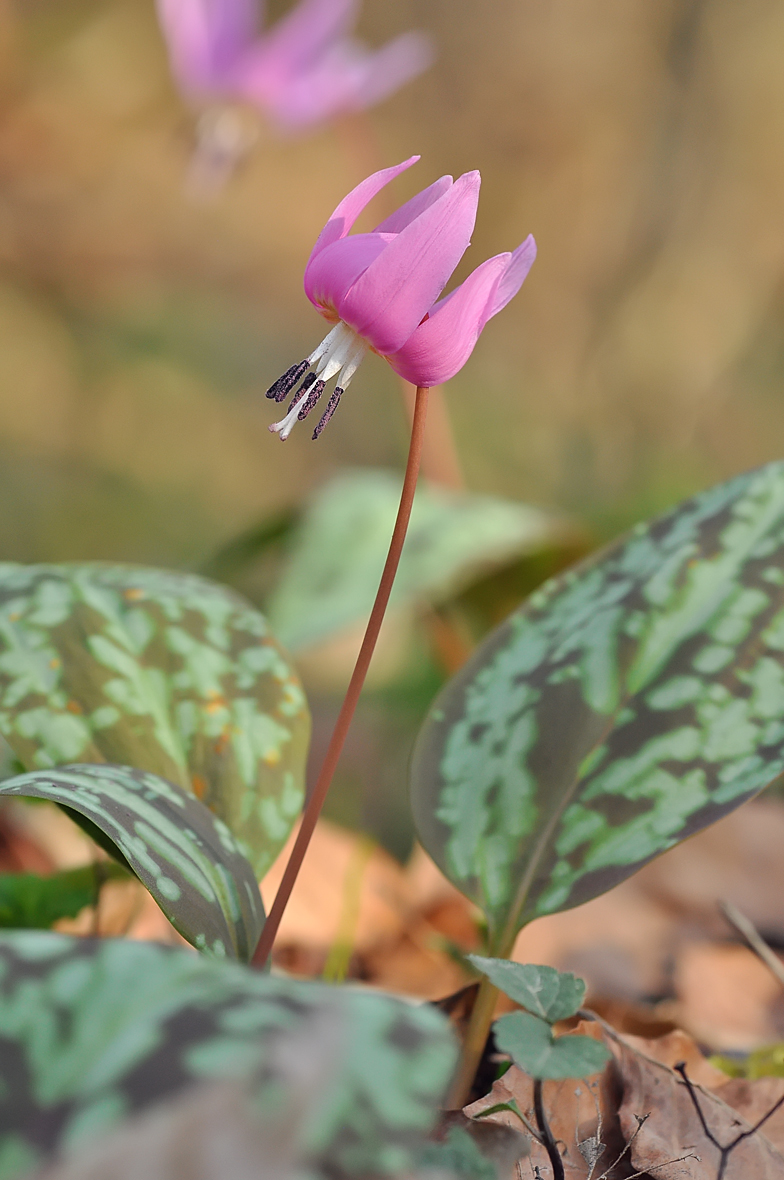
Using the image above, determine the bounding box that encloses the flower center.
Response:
[266,322,369,441]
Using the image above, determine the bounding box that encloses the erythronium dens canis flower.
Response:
[156,0,432,133]
[266,156,537,440]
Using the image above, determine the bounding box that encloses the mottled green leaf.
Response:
[419,1127,497,1179]
[0,765,264,960]
[0,863,129,930]
[0,737,21,783]
[412,461,784,947]
[268,470,576,651]
[0,931,457,1180]
[467,956,585,1022]
[0,563,310,878]
[493,1011,610,1080]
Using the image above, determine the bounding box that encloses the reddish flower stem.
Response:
[252,385,431,968]
[399,378,464,490]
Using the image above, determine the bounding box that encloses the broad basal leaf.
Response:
[268,469,576,651]
[0,931,457,1180]
[493,1012,610,1080]
[0,863,129,930]
[412,461,784,947]
[0,563,310,878]
[0,764,264,960]
[467,956,585,1022]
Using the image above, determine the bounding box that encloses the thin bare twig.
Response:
[675,1061,784,1180]
[720,899,784,992]
[252,386,430,968]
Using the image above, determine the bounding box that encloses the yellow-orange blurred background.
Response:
[3,0,784,566]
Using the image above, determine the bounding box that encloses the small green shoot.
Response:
[468,955,585,1022]
[494,1010,610,1081]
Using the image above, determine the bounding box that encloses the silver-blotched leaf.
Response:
[412,461,784,948]
[0,764,264,960]
[0,931,457,1180]
[0,563,310,878]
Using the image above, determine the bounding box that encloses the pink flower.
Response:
[266,156,536,440]
[156,0,432,132]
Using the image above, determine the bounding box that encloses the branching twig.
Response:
[675,1061,784,1180]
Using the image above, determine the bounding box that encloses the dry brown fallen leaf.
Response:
[712,1077,784,1157]
[260,817,411,973]
[467,1020,784,1180]
[619,1028,729,1089]
[617,1026,784,1158]
[673,942,784,1050]
[636,799,784,943]
[613,1032,784,1179]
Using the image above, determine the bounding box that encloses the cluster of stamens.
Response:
[266,321,368,440]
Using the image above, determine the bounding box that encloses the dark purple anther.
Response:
[312,387,343,439]
[265,359,309,401]
[288,371,316,410]
[297,378,326,420]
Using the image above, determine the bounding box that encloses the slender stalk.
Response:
[399,378,465,490]
[252,386,430,968]
[533,1079,565,1180]
[446,972,500,1109]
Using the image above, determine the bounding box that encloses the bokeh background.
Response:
[4,0,784,853]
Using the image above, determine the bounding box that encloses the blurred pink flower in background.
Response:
[156,0,433,132]
[266,156,537,440]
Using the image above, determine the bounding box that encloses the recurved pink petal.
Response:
[338,170,481,355]
[304,232,391,313]
[156,0,257,92]
[385,253,512,386]
[305,156,420,265]
[485,235,537,320]
[374,174,452,234]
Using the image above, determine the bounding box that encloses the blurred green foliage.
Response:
[0,862,128,929]
[712,1045,784,1080]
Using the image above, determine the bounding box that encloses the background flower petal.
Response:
[339,170,481,355]
[241,39,368,129]
[250,0,357,80]
[156,0,257,93]
[340,32,434,113]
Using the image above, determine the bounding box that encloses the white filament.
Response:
[270,321,369,440]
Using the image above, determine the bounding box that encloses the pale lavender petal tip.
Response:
[487,234,537,320]
[305,155,420,272]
